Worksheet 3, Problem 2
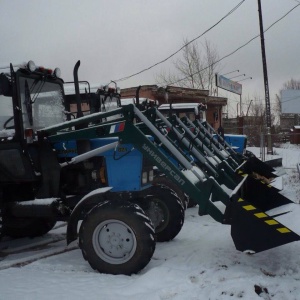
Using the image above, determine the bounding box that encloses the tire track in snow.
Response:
[0,222,79,270]
[0,244,78,270]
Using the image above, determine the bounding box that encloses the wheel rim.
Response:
[146,198,169,232]
[92,219,137,265]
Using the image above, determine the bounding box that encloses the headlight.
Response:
[142,171,148,184]
[149,170,154,182]
[27,60,36,72]
[54,68,61,78]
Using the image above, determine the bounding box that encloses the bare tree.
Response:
[282,78,300,90]
[155,39,220,94]
[241,95,279,146]
[274,93,281,119]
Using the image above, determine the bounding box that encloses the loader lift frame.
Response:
[43,103,300,253]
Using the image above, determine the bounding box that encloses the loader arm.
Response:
[41,104,300,253]
[195,119,278,180]
[43,106,229,222]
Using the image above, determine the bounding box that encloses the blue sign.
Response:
[216,74,242,95]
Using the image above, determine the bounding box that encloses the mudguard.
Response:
[67,187,112,244]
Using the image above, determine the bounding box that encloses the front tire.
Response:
[142,184,185,242]
[79,200,156,275]
[153,175,189,209]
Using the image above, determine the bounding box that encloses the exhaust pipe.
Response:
[73,60,83,118]
[135,85,141,106]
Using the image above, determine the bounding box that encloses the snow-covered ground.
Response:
[0,145,300,300]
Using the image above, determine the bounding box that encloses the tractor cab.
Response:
[0,61,64,196]
[57,80,154,194]
[0,61,65,142]
[64,81,122,122]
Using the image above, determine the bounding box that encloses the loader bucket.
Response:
[241,175,292,211]
[225,176,300,253]
[241,155,278,180]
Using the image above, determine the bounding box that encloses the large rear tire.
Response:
[142,184,185,242]
[79,200,156,275]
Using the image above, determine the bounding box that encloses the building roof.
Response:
[121,85,227,107]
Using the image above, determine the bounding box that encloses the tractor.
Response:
[0,60,183,275]
[1,60,299,276]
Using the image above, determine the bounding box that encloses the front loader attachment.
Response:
[168,114,281,187]
[240,175,291,211]
[227,195,300,253]
[42,103,300,254]
[193,119,280,178]
[225,175,300,253]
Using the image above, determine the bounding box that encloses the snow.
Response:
[247,145,300,169]
[181,167,204,183]
[1,145,300,300]
[0,129,15,138]
[17,198,57,206]
[269,176,283,191]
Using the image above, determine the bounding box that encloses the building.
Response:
[290,125,300,144]
[280,114,300,132]
[121,85,227,130]
[280,89,300,132]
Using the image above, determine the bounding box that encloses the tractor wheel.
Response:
[153,175,189,209]
[143,184,185,242]
[79,200,156,275]
[187,197,198,208]
[4,218,56,238]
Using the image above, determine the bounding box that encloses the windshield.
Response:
[0,95,14,137]
[0,95,13,122]
[19,76,65,131]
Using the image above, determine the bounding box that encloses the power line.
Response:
[113,0,246,82]
[115,1,299,86]
[264,2,300,31]
[168,2,300,86]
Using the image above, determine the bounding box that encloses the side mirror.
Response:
[0,74,12,96]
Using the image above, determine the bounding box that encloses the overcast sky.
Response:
[1,0,299,115]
